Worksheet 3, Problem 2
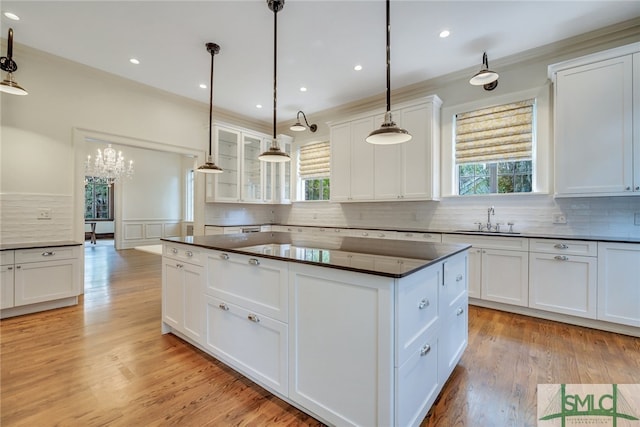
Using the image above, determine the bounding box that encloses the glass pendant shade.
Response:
[0,73,27,95]
[366,0,411,145]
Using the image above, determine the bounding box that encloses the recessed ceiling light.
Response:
[129,58,140,65]
[299,87,307,92]
[354,64,363,71]
[199,83,207,89]
[256,104,263,109]
[3,12,20,21]
[439,30,450,38]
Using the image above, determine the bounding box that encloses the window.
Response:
[185,169,194,222]
[455,99,535,195]
[298,141,330,201]
[85,177,114,220]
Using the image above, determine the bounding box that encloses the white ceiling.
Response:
[2,1,639,124]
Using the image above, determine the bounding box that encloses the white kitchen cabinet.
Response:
[549,43,640,196]
[13,246,82,307]
[597,242,640,327]
[329,117,375,202]
[529,239,598,319]
[442,234,529,307]
[162,243,205,343]
[206,125,277,203]
[1,251,15,309]
[374,97,442,201]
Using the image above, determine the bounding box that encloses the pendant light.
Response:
[469,52,499,91]
[259,0,291,163]
[366,0,411,145]
[290,110,317,133]
[197,43,223,174]
[0,28,28,96]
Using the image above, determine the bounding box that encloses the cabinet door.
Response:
[402,102,439,200]
[205,295,288,395]
[183,263,205,342]
[350,117,375,201]
[555,55,633,195]
[1,265,15,309]
[438,298,468,383]
[467,248,482,299]
[529,253,597,318]
[241,133,263,202]
[634,53,640,193]
[214,127,241,201]
[330,122,352,201]
[597,242,640,327]
[162,261,183,331]
[481,249,529,307]
[14,258,80,306]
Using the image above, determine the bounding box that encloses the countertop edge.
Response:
[0,241,83,251]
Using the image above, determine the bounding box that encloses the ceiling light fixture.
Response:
[290,110,317,133]
[354,64,363,71]
[3,12,20,21]
[299,86,307,92]
[129,58,140,65]
[197,43,224,173]
[259,0,291,163]
[470,52,499,91]
[0,28,27,96]
[439,30,450,38]
[366,0,411,145]
[85,144,134,186]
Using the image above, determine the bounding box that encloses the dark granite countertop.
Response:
[206,223,640,244]
[0,241,83,251]
[163,232,470,278]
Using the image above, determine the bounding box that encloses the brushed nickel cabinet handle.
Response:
[554,255,569,261]
[420,344,431,356]
[185,251,193,257]
[554,243,569,249]
[248,258,260,266]
[42,251,55,257]
[457,307,464,316]
[456,274,463,282]
[219,253,229,260]
[247,314,260,323]
[172,248,178,254]
[418,298,429,310]
[218,303,229,311]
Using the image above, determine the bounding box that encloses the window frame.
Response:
[441,87,551,197]
[295,140,331,202]
[84,177,114,220]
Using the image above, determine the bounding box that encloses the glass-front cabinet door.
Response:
[241,133,263,202]
[214,127,241,202]
[276,137,292,204]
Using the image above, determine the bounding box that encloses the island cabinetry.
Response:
[528,239,597,319]
[549,43,640,196]
[442,234,528,306]
[597,242,640,327]
[205,250,289,395]
[13,246,81,307]
[0,251,15,309]
[162,243,205,343]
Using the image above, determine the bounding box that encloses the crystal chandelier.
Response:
[85,144,134,185]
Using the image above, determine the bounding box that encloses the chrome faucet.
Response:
[487,206,495,231]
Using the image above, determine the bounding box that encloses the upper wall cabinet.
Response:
[205,125,291,204]
[329,96,442,203]
[549,43,640,197]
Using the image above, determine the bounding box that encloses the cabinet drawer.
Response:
[164,244,203,265]
[0,251,14,265]
[396,232,442,243]
[443,234,528,251]
[395,265,440,367]
[529,239,597,256]
[206,251,288,322]
[15,246,79,263]
[356,229,398,239]
[395,333,440,427]
[205,295,288,395]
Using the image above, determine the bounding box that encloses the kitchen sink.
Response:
[454,230,521,236]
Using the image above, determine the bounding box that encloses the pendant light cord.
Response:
[385,0,391,114]
[209,48,214,157]
[272,7,278,143]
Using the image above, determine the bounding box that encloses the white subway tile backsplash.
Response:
[0,194,74,244]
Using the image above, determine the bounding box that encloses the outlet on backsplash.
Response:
[552,214,567,224]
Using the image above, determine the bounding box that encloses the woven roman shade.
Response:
[298,141,330,179]
[455,99,534,164]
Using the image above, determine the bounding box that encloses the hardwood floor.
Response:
[1,241,638,426]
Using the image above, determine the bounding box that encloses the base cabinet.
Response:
[597,242,640,327]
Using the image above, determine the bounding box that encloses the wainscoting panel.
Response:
[121,219,183,249]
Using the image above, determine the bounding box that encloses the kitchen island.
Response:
[161,232,470,427]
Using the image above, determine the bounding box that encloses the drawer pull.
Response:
[334,229,341,233]
[247,314,260,323]
[420,344,431,357]
[185,251,193,257]
[219,253,229,260]
[248,258,260,266]
[7,266,13,270]
[362,232,369,237]
[554,243,569,250]
[377,233,385,237]
[554,255,569,261]
[172,248,178,254]
[456,274,463,282]
[456,307,464,316]
[42,251,55,257]
[15,266,21,269]
[418,299,429,310]
[218,303,229,311]
[176,263,183,268]
[405,233,414,237]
